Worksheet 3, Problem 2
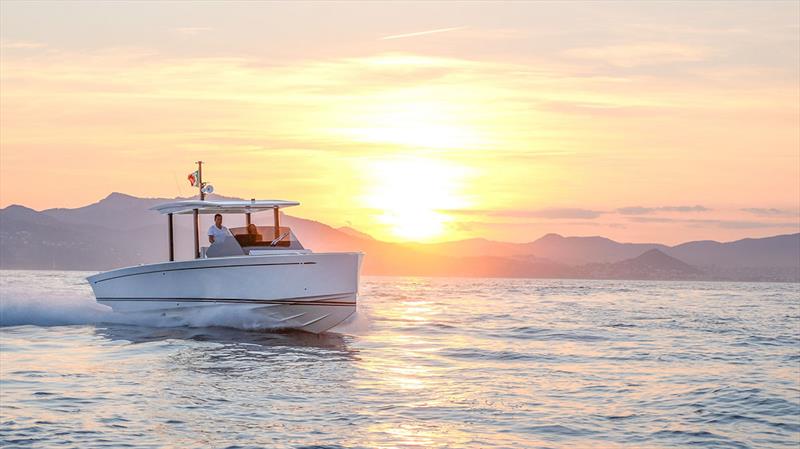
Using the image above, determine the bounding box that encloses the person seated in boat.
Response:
[246,223,263,242]
[208,213,229,244]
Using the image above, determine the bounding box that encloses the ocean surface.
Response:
[0,270,798,449]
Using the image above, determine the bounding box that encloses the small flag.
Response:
[188,170,200,187]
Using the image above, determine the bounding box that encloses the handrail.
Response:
[270,231,291,247]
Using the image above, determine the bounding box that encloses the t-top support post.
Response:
[273,207,280,239]
[168,213,174,261]
[193,208,200,259]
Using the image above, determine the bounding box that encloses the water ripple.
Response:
[1,271,798,448]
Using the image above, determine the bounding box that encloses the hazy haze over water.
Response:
[1,270,799,448]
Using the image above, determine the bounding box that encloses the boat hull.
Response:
[87,252,362,334]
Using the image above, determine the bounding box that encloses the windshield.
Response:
[228,226,304,249]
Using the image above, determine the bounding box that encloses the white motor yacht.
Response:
[87,196,363,334]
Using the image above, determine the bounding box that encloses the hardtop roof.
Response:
[151,199,300,215]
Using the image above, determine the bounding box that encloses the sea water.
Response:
[1,270,798,448]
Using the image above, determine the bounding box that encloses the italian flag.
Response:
[188,170,200,187]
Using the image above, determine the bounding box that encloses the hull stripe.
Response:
[96,296,356,307]
[91,261,317,284]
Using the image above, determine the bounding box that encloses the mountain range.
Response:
[1,193,798,281]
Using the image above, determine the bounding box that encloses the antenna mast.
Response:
[197,161,205,200]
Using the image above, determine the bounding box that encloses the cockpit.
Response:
[150,199,307,261]
[204,226,306,258]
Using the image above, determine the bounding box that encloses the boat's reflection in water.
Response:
[95,324,352,352]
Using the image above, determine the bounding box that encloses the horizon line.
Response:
[1,193,797,249]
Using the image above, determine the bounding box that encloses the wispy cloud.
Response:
[520,208,604,220]
[628,216,799,229]
[0,39,46,49]
[741,208,798,217]
[541,101,666,118]
[618,205,710,215]
[444,208,604,220]
[563,42,709,67]
[381,26,466,41]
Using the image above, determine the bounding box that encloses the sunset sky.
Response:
[1,1,798,244]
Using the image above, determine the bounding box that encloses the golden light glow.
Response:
[360,156,472,241]
[339,96,485,150]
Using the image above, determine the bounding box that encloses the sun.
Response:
[360,156,471,241]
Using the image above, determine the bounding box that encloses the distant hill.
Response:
[410,233,671,264]
[337,226,375,241]
[527,233,668,264]
[0,203,162,270]
[627,249,700,274]
[407,237,538,258]
[575,249,703,281]
[1,193,798,281]
[667,234,800,268]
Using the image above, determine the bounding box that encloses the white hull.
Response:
[87,252,363,334]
